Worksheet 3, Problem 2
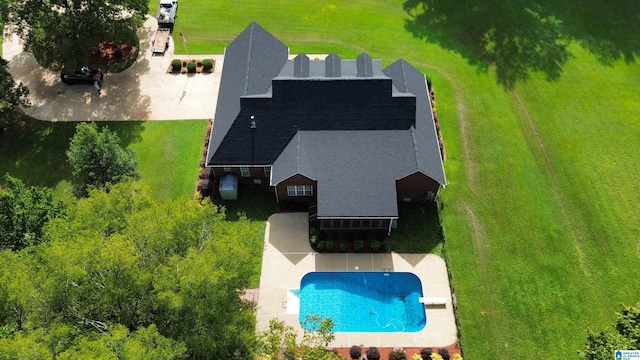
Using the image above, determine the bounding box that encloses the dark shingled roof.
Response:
[272,131,418,217]
[208,54,417,165]
[269,59,448,217]
[206,23,446,218]
[325,53,341,77]
[206,22,288,166]
[383,59,446,185]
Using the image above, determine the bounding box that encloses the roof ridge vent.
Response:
[356,52,373,77]
[325,53,341,77]
[294,53,310,78]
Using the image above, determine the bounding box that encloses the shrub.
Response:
[198,168,211,179]
[324,240,334,251]
[389,349,406,360]
[114,47,123,58]
[437,349,450,360]
[429,355,443,360]
[354,239,364,252]
[370,240,381,251]
[316,240,325,250]
[452,355,463,360]
[196,179,210,195]
[339,243,347,252]
[381,241,389,251]
[411,355,422,360]
[187,61,197,73]
[420,348,433,360]
[310,227,320,236]
[202,58,214,71]
[349,345,361,359]
[366,347,381,360]
[310,234,318,244]
[171,59,182,72]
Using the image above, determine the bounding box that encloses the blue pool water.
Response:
[299,272,426,332]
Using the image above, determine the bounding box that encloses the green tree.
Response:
[57,324,187,360]
[581,303,640,360]
[0,175,65,250]
[0,330,51,360]
[0,58,29,129]
[0,250,37,330]
[0,181,261,359]
[5,0,146,70]
[66,122,139,196]
[257,316,343,360]
[0,323,186,359]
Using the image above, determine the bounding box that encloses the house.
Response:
[206,22,446,235]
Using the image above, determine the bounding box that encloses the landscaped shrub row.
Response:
[348,346,461,360]
[194,120,213,201]
[308,226,391,253]
[169,58,216,74]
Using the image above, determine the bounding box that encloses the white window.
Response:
[240,166,250,177]
[223,166,231,172]
[264,166,271,178]
[287,185,313,196]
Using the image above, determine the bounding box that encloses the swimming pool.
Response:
[298,272,426,332]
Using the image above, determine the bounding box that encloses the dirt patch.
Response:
[88,41,136,65]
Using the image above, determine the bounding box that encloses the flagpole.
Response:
[179,30,190,60]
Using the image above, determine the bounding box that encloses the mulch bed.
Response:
[87,41,136,65]
[336,344,460,360]
[333,344,461,360]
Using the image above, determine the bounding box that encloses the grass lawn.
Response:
[392,202,444,255]
[213,185,278,288]
[125,120,207,200]
[153,1,640,358]
[0,118,206,202]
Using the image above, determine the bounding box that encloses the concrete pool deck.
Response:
[256,212,458,348]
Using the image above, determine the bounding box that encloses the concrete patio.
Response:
[256,212,458,348]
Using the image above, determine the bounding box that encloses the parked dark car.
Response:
[60,67,103,85]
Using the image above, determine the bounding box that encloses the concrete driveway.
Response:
[2,17,223,121]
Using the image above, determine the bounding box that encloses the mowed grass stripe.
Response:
[125,120,207,201]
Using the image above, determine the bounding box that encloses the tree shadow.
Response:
[216,185,278,222]
[391,202,443,254]
[0,117,76,188]
[403,0,639,87]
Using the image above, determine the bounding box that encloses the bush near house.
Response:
[389,349,407,360]
[171,59,182,72]
[186,61,196,73]
[202,58,214,71]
